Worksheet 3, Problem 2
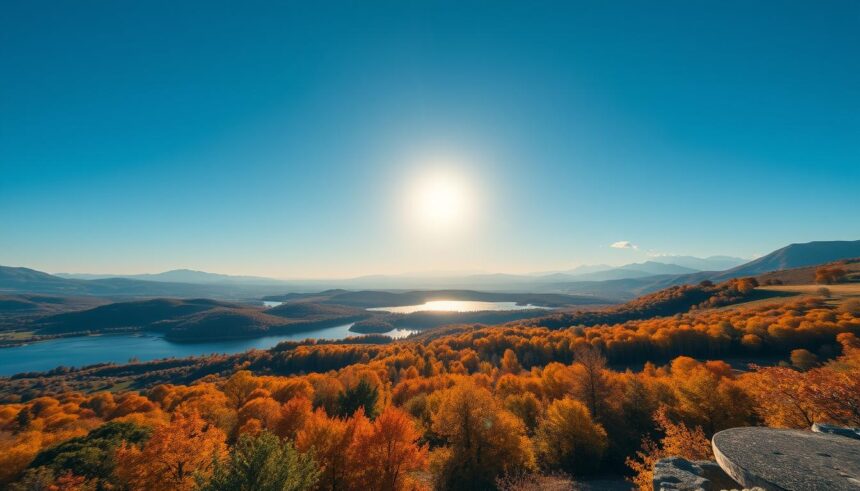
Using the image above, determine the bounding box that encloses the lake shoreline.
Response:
[0,322,366,376]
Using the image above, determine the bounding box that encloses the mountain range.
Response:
[637,255,748,271]
[2,240,858,301]
[53,255,745,287]
[560,261,701,281]
[55,269,286,285]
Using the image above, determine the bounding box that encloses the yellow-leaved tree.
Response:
[534,398,608,476]
[430,381,535,490]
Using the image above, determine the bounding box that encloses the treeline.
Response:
[256,296,860,376]
[2,294,858,404]
[0,336,397,404]
[530,277,762,330]
[1,297,859,489]
[31,297,372,342]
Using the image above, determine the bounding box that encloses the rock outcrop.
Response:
[655,425,860,491]
[653,457,737,491]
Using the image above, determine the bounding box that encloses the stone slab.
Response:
[712,427,860,491]
[653,457,739,491]
[653,457,710,490]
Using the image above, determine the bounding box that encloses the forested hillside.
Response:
[1,281,858,490]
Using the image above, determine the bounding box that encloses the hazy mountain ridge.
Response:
[546,240,860,298]
[710,240,860,280]
[48,255,741,290]
[2,241,858,300]
[0,266,309,299]
[564,261,699,281]
[645,255,747,271]
[56,269,288,285]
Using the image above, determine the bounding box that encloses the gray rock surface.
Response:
[696,461,744,490]
[712,427,860,491]
[653,457,737,491]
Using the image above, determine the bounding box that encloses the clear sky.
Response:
[2,1,858,278]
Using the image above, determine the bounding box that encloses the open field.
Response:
[755,259,860,285]
[0,330,35,340]
[759,283,860,296]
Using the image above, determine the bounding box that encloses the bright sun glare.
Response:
[411,170,471,230]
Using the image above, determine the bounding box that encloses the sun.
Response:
[416,175,464,225]
[408,169,473,231]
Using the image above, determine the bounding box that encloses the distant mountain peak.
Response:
[646,255,747,272]
[561,264,613,275]
[617,261,699,274]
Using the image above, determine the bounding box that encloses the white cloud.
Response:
[610,241,638,250]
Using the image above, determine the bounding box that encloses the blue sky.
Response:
[2,1,858,278]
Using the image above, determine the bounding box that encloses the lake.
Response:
[0,323,414,376]
[367,300,548,314]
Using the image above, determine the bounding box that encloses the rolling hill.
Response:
[0,267,77,291]
[0,294,106,313]
[265,302,366,319]
[0,294,108,319]
[711,240,860,279]
[755,258,860,285]
[34,298,239,334]
[32,298,369,341]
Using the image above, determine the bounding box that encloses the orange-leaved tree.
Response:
[350,405,428,490]
[115,411,226,491]
[626,407,711,490]
[295,408,366,491]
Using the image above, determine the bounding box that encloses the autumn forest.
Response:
[1,270,859,490]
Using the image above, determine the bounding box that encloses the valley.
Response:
[2,242,858,375]
[1,241,859,490]
[5,6,857,488]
